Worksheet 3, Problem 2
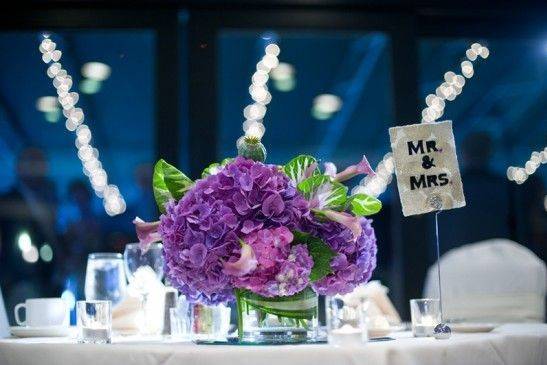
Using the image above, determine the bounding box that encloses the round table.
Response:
[0,324,545,365]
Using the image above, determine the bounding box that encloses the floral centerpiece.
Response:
[135,145,382,343]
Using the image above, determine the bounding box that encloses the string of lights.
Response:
[236,43,280,149]
[39,36,126,216]
[352,42,491,198]
[421,43,490,123]
[506,147,547,184]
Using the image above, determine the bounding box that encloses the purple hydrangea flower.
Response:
[159,157,310,304]
[232,227,313,297]
[304,217,377,295]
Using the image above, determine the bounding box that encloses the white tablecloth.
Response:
[0,324,546,365]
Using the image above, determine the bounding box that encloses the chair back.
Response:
[424,238,546,323]
[0,287,9,338]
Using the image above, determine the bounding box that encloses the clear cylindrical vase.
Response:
[235,287,319,344]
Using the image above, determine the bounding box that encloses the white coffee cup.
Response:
[14,298,69,328]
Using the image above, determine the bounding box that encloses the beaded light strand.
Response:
[421,43,490,124]
[506,147,547,184]
[353,42,490,197]
[236,43,279,150]
[39,36,126,216]
[351,153,395,198]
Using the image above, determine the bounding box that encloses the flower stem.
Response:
[235,289,244,340]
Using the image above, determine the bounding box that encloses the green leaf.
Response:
[283,155,319,184]
[297,175,348,210]
[201,158,234,178]
[297,175,329,197]
[348,193,382,216]
[201,162,220,178]
[153,159,193,213]
[237,287,318,320]
[220,157,234,166]
[292,231,336,282]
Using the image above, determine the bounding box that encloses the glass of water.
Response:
[123,243,164,334]
[77,300,112,344]
[191,303,231,341]
[85,253,127,307]
[123,243,164,287]
[327,295,368,346]
[410,299,440,337]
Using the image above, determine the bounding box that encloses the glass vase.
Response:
[235,287,319,344]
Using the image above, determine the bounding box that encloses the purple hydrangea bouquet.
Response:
[135,142,381,342]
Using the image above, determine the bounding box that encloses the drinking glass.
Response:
[77,300,112,344]
[191,303,231,341]
[85,253,127,307]
[410,299,441,337]
[123,243,164,333]
[169,295,191,340]
[326,295,368,346]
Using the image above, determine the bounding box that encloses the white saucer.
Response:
[368,327,392,338]
[449,323,497,333]
[10,326,72,338]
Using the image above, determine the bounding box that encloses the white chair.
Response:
[0,287,9,338]
[424,238,546,323]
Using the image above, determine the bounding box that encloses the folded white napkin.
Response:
[112,295,141,333]
[113,268,166,334]
[340,281,401,330]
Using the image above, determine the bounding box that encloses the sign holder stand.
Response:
[432,210,451,339]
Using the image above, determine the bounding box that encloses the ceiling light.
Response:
[22,245,39,263]
[80,79,102,94]
[313,94,342,114]
[39,244,53,262]
[36,96,59,112]
[270,63,294,81]
[17,231,32,252]
[81,62,111,81]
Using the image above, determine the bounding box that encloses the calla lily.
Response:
[223,241,258,277]
[334,155,375,182]
[320,209,362,240]
[133,217,161,251]
[323,162,337,177]
[303,161,318,179]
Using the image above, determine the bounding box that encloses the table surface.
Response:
[0,323,546,365]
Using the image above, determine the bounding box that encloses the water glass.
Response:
[123,243,164,334]
[77,300,112,344]
[326,295,368,346]
[191,303,231,341]
[85,253,127,306]
[123,243,164,292]
[410,299,440,337]
[169,295,191,340]
[170,308,191,340]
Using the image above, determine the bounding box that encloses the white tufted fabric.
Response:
[0,287,9,338]
[424,238,546,323]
